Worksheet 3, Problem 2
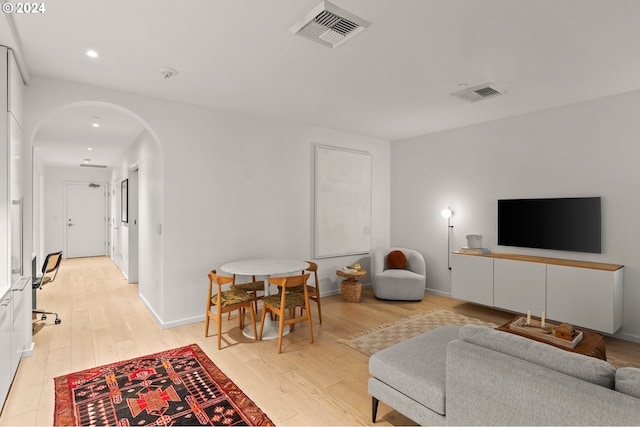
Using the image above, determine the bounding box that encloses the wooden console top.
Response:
[452,251,623,271]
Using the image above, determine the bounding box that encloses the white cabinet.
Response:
[0,292,11,408]
[10,278,28,375]
[0,46,28,411]
[451,251,624,333]
[451,253,493,306]
[547,265,623,334]
[494,258,546,315]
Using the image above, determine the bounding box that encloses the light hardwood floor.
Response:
[1,256,639,426]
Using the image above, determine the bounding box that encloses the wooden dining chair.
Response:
[206,270,257,350]
[231,275,265,315]
[294,261,322,324]
[259,273,313,354]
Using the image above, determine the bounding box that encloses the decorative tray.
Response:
[509,317,583,349]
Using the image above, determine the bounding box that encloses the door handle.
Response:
[67,223,75,227]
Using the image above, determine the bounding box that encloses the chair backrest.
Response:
[305,261,319,290]
[208,270,234,290]
[270,273,310,291]
[41,251,63,283]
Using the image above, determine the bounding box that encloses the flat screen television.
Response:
[498,197,601,254]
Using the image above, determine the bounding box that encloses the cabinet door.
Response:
[494,258,546,314]
[451,254,493,306]
[0,294,11,406]
[10,278,27,376]
[547,265,623,333]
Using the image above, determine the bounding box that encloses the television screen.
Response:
[498,197,601,254]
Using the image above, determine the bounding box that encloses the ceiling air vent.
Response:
[451,82,505,103]
[290,0,371,48]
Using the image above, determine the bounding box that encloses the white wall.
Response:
[26,77,390,328]
[42,166,111,255]
[112,130,163,318]
[391,89,640,342]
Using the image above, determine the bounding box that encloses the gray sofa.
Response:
[369,324,640,426]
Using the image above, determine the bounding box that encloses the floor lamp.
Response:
[441,207,453,270]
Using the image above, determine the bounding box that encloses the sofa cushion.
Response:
[369,324,460,416]
[386,250,407,269]
[616,367,640,398]
[459,324,616,389]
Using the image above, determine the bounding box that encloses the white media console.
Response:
[451,251,624,334]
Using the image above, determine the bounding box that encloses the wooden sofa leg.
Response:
[372,396,379,423]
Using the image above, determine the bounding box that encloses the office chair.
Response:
[32,251,63,325]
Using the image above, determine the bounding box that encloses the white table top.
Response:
[221,258,309,277]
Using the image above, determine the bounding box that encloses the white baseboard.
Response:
[138,292,164,327]
[425,288,451,298]
[21,342,35,358]
[139,292,206,330]
[615,331,640,344]
[161,314,206,330]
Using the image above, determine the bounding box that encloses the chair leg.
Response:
[277,311,285,354]
[248,304,257,340]
[205,310,211,337]
[305,301,314,344]
[372,397,379,423]
[33,309,61,324]
[259,307,267,340]
[239,307,245,330]
[315,297,323,324]
[216,310,222,350]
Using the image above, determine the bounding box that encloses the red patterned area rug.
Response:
[54,344,274,426]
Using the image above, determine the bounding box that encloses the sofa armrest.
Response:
[446,339,640,426]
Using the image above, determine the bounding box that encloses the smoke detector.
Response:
[451,82,505,103]
[159,67,178,79]
[290,0,371,48]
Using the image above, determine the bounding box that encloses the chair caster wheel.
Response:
[41,315,47,320]
[55,319,61,325]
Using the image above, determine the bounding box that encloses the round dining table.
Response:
[221,258,309,340]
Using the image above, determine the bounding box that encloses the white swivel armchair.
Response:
[371,247,426,301]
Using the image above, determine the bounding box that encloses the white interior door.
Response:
[110,178,124,272]
[65,182,108,258]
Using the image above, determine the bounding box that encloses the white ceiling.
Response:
[4,0,640,167]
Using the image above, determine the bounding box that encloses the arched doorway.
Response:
[31,101,163,294]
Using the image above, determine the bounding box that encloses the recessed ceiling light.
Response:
[86,50,99,58]
[92,123,100,128]
[457,83,469,89]
[87,147,93,151]
[83,159,91,163]
[91,116,101,127]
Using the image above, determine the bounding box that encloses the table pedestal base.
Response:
[243,318,290,340]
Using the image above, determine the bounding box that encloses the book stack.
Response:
[458,247,491,254]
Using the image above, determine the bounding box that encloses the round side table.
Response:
[336,269,367,302]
